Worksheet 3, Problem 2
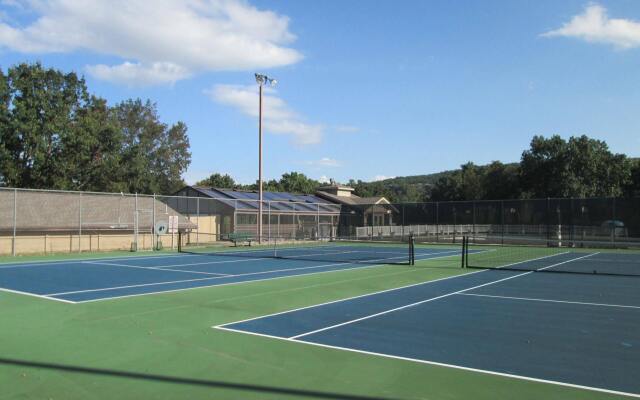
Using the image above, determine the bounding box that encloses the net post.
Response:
[177,230,182,252]
[409,233,415,265]
[461,236,467,268]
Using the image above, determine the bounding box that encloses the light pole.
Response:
[255,73,277,243]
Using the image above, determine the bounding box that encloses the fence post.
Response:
[436,202,440,243]
[152,193,157,250]
[612,197,616,245]
[500,200,504,245]
[472,201,476,242]
[12,188,17,256]
[196,196,200,245]
[78,192,82,253]
[134,193,139,251]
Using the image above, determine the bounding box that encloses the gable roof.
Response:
[186,187,340,214]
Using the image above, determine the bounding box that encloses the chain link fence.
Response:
[1,186,639,256]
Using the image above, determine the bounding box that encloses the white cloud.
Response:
[334,125,360,133]
[318,175,330,184]
[372,175,395,181]
[0,0,303,85]
[307,157,341,167]
[542,4,640,49]
[86,62,191,86]
[207,84,323,145]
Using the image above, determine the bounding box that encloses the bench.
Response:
[226,232,254,246]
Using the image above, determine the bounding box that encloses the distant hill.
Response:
[349,163,520,202]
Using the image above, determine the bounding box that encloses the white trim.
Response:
[82,261,231,277]
[47,251,427,297]
[47,259,391,296]
[458,293,640,310]
[213,325,640,399]
[290,269,533,339]
[217,266,483,328]
[288,254,601,339]
[59,263,394,303]
[0,252,196,269]
[0,287,76,304]
[57,250,470,303]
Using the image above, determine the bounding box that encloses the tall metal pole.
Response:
[258,82,263,243]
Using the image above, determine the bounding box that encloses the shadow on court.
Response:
[0,357,399,400]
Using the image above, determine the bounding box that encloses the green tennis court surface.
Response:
[0,245,634,399]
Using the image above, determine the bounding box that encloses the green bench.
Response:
[226,232,254,246]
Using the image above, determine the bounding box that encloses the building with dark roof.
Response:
[172,186,341,239]
[315,185,399,228]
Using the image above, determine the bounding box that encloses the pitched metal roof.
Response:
[189,187,340,214]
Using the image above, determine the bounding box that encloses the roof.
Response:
[0,188,196,232]
[315,191,389,206]
[187,187,341,214]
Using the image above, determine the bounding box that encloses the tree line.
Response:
[2,63,638,202]
[197,134,640,202]
[0,63,190,194]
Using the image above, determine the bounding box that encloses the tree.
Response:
[430,162,484,201]
[196,173,236,188]
[113,99,191,194]
[482,161,521,200]
[0,63,93,188]
[278,172,318,194]
[520,135,631,198]
[625,160,640,197]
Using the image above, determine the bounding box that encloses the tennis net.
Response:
[463,235,640,277]
[178,233,415,265]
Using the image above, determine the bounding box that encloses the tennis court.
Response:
[0,241,459,303]
[218,249,640,397]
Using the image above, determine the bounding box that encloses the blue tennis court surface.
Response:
[218,252,640,397]
[0,246,459,303]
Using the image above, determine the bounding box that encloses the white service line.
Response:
[458,292,640,310]
[47,259,384,296]
[0,252,200,269]
[82,261,231,276]
[214,325,640,399]
[0,287,76,304]
[73,249,471,303]
[289,252,600,340]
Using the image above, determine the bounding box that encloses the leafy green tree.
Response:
[1,63,91,188]
[0,67,11,186]
[430,162,484,201]
[482,161,521,200]
[196,173,236,188]
[278,172,319,194]
[112,99,191,194]
[520,135,630,198]
[64,96,125,192]
[625,160,640,197]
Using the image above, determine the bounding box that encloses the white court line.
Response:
[47,255,408,297]
[289,253,599,340]
[0,252,199,269]
[53,249,466,303]
[82,261,231,277]
[0,287,76,304]
[215,261,482,329]
[458,293,640,310]
[214,325,640,399]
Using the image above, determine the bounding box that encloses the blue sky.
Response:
[1,0,639,184]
